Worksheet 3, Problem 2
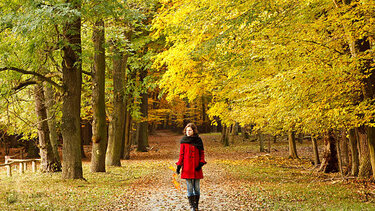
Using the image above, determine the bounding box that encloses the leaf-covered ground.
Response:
[1,131,375,210]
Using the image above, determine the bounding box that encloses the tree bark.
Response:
[106,42,126,166]
[348,129,359,176]
[61,0,83,179]
[259,133,265,153]
[341,130,349,172]
[357,127,372,178]
[319,131,339,173]
[229,124,235,145]
[91,19,107,172]
[44,83,62,169]
[288,131,298,159]
[122,109,132,159]
[311,136,320,166]
[34,84,61,172]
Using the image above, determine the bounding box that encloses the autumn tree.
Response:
[152,0,374,177]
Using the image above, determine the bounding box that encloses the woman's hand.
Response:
[176,165,182,174]
[195,162,204,171]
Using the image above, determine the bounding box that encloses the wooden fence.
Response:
[0,156,41,177]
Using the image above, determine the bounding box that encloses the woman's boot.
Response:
[188,196,195,211]
[195,195,200,211]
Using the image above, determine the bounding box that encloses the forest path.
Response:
[118,130,254,210]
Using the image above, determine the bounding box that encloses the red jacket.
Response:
[176,143,206,179]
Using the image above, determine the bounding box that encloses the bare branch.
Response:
[0,67,64,92]
[13,80,37,91]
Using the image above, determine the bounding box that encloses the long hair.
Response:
[183,123,198,135]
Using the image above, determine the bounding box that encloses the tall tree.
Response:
[61,0,83,179]
[44,83,62,170]
[348,128,359,176]
[91,19,107,172]
[106,40,126,166]
[34,83,61,172]
[357,127,372,177]
[319,131,339,173]
[288,131,298,159]
[311,136,320,166]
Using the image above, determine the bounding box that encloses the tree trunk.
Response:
[229,124,235,144]
[311,136,320,166]
[123,109,132,159]
[106,42,126,166]
[91,19,107,172]
[357,127,372,178]
[221,126,227,144]
[61,0,83,179]
[319,131,339,173]
[348,129,359,176]
[367,127,375,177]
[137,68,149,152]
[341,130,349,173]
[223,126,230,146]
[258,133,265,153]
[34,84,61,172]
[288,131,298,159]
[336,136,344,177]
[44,83,62,169]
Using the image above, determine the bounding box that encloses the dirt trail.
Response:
[118,131,253,211]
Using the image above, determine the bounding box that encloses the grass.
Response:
[215,156,375,210]
[1,133,375,210]
[0,160,155,210]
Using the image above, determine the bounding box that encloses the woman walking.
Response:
[176,123,206,211]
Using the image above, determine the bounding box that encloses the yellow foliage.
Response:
[153,0,375,134]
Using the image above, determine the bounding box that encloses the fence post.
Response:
[6,164,12,177]
[23,162,27,171]
[19,162,24,174]
[32,161,36,172]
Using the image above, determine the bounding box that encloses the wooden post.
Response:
[6,164,12,177]
[32,161,36,172]
[24,162,27,171]
[19,162,24,174]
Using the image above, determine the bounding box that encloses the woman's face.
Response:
[186,127,194,136]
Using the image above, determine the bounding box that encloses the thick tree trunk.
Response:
[357,127,372,178]
[106,43,126,166]
[44,83,62,169]
[61,0,83,179]
[319,131,339,173]
[288,131,298,159]
[348,129,359,176]
[311,136,320,166]
[137,69,149,152]
[91,19,107,172]
[34,84,61,172]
